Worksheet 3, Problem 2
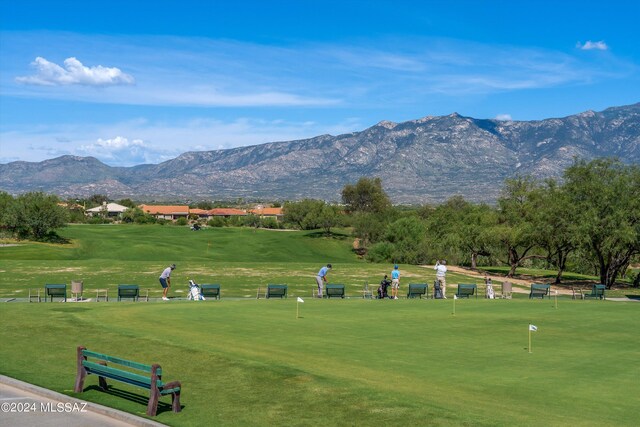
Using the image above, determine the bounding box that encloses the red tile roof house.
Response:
[140,205,190,221]
[249,207,284,221]
[209,208,248,218]
[189,208,248,219]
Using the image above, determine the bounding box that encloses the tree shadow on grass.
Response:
[305,231,349,240]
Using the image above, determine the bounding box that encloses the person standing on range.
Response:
[316,264,332,298]
[159,263,176,301]
[391,264,400,299]
[434,260,447,299]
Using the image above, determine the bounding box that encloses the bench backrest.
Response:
[530,284,550,294]
[118,284,139,297]
[326,284,345,294]
[408,283,427,293]
[325,284,345,298]
[457,284,476,295]
[592,284,605,295]
[45,284,66,295]
[267,284,288,298]
[200,284,221,296]
[80,348,164,389]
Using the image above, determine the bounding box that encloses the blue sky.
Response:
[1,0,638,166]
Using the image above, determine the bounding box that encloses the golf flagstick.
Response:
[528,323,538,353]
[453,294,457,316]
[297,296,304,318]
[554,290,558,309]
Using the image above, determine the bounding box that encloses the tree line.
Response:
[1,158,638,287]
[284,159,640,288]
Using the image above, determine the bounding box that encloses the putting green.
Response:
[1,298,638,426]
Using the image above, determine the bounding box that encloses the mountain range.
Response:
[1,103,639,204]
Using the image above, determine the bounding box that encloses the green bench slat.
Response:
[407,283,428,298]
[82,361,161,389]
[585,284,606,299]
[45,284,67,301]
[201,284,221,298]
[82,350,155,373]
[267,284,288,298]
[456,284,477,298]
[326,284,345,298]
[529,284,551,299]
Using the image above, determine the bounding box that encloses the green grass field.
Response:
[1,225,639,426]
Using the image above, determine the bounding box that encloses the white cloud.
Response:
[495,114,512,121]
[93,136,144,149]
[78,136,152,164]
[15,57,135,86]
[576,40,608,51]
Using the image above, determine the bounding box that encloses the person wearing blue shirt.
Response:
[391,264,400,299]
[316,264,332,298]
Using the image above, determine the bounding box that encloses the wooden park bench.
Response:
[571,286,584,300]
[407,283,428,299]
[266,284,288,299]
[529,284,551,299]
[585,284,606,300]
[201,284,221,300]
[325,284,345,299]
[45,284,67,302]
[74,346,181,416]
[455,284,477,299]
[117,284,140,302]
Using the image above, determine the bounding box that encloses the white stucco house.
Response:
[86,202,129,218]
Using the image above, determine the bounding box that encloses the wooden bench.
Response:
[407,283,428,299]
[201,284,221,300]
[529,284,551,299]
[571,286,584,300]
[45,284,67,302]
[266,284,288,299]
[29,288,41,303]
[585,284,606,300]
[455,284,477,299]
[117,284,140,301]
[325,284,345,299]
[74,346,181,416]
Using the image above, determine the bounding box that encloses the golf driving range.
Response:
[1,225,638,426]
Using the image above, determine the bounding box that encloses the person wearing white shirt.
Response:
[434,260,447,298]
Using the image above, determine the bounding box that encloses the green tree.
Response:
[533,180,577,284]
[283,199,325,229]
[4,192,68,241]
[316,204,342,235]
[342,177,391,214]
[563,159,640,288]
[493,177,544,277]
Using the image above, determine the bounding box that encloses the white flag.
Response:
[297,297,304,303]
[453,294,458,300]
[529,324,538,332]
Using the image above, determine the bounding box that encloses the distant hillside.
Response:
[1,103,638,203]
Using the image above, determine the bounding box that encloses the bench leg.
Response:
[163,381,182,413]
[74,346,87,393]
[147,387,160,416]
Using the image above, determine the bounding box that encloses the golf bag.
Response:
[433,279,444,299]
[377,278,392,299]
[187,279,206,300]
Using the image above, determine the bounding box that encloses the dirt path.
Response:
[419,265,566,295]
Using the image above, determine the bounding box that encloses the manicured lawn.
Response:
[0,225,476,299]
[1,224,639,426]
[1,299,638,426]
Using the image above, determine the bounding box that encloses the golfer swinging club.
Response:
[316,263,332,298]
[159,263,176,301]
